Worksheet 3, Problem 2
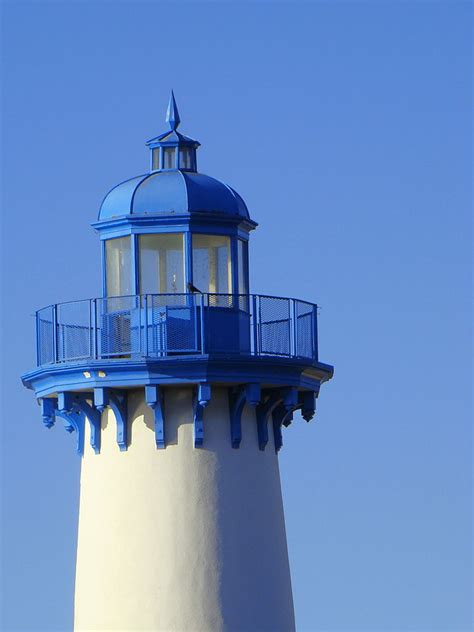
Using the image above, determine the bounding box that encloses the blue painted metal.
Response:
[299,390,317,422]
[74,397,102,454]
[23,357,332,402]
[282,387,298,412]
[93,387,128,451]
[229,388,246,449]
[145,385,165,449]
[193,383,211,448]
[228,383,261,449]
[98,172,251,221]
[94,387,109,412]
[109,392,128,451]
[256,392,282,451]
[166,90,181,130]
[30,293,320,367]
[272,404,289,453]
[40,397,56,428]
[56,406,86,456]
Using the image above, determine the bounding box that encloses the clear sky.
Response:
[1,1,472,630]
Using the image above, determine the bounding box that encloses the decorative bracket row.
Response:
[38,383,321,455]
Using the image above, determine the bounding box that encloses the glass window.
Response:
[163,147,175,169]
[192,234,231,294]
[238,239,249,295]
[179,147,195,171]
[139,233,184,294]
[106,237,132,297]
[152,148,161,170]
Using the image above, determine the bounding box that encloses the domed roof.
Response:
[99,170,249,220]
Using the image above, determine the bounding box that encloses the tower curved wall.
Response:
[74,387,295,631]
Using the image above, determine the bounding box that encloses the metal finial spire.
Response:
[166,90,181,131]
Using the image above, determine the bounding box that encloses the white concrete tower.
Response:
[22,93,333,631]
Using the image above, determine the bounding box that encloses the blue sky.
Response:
[1,1,472,630]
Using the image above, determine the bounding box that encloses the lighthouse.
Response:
[22,93,333,631]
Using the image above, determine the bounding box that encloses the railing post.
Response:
[35,311,40,366]
[52,304,58,363]
[199,293,206,355]
[143,294,149,357]
[252,295,259,356]
[291,299,298,358]
[91,299,98,360]
[313,304,319,362]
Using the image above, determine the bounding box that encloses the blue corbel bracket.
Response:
[193,383,211,448]
[59,392,102,454]
[72,395,102,454]
[94,387,128,451]
[145,385,166,449]
[271,404,291,453]
[271,387,299,453]
[56,393,86,456]
[281,387,298,427]
[40,398,56,429]
[256,391,282,452]
[299,389,318,422]
[229,383,261,449]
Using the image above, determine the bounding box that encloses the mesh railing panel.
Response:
[295,300,315,359]
[97,296,140,357]
[147,294,198,354]
[56,300,91,362]
[37,306,54,365]
[259,296,291,356]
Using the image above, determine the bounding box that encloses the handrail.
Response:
[35,293,319,366]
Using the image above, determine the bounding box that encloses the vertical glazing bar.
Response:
[199,293,206,354]
[185,231,193,290]
[101,239,107,298]
[143,294,149,357]
[52,304,58,363]
[291,299,298,358]
[313,304,319,361]
[131,234,139,295]
[230,236,239,298]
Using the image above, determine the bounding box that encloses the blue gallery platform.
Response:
[23,292,332,398]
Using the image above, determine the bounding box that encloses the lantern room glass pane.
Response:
[179,147,195,171]
[105,237,132,297]
[192,235,231,294]
[163,147,175,169]
[139,234,185,294]
[238,239,249,295]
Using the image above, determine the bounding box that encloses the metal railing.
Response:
[35,293,318,366]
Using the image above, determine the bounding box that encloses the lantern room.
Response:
[95,92,254,300]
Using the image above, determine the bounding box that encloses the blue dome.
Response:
[99,171,249,220]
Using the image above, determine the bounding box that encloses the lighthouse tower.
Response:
[22,94,333,631]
